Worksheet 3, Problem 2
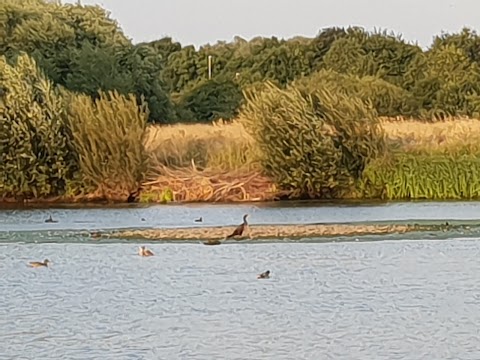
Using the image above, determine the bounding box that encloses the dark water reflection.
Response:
[1,239,480,359]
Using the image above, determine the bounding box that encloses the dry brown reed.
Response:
[142,163,279,202]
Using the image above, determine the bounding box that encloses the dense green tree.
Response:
[322,28,422,88]
[410,45,480,117]
[431,28,480,64]
[161,45,204,94]
[1,0,128,82]
[176,79,243,122]
[3,1,480,123]
[1,0,176,123]
[121,43,176,122]
[310,27,349,66]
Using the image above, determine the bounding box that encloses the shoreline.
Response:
[1,197,479,210]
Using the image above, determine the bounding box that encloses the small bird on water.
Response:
[45,215,58,223]
[195,217,203,223]
[226,214,249,239]
[28,259,50,268]
[138,246,154,257]
[257,270,270,279]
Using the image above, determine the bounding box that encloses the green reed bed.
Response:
[361,153,480,200]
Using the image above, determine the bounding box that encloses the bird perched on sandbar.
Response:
[138,246,154,257]
[226,214,249,239]
[257,270,270,279]
[28,259,50,268]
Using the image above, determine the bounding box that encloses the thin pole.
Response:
[208,55,212,80]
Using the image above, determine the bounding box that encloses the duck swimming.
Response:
[138,246,154,257]
[29,259,50,268]
[45,215,58,223]
[257,270,270,279]
[226,214,249,239]
[195,217,203,223]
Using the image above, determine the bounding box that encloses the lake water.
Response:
[1,201,480,359]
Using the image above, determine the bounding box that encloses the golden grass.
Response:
[143,119,258,171]
[145,117,480,169]
[380,117,480,154]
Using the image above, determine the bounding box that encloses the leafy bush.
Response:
[431,27,480,64]
[240,81,384,198]
[0,53,77,199]
[65,90,149,200]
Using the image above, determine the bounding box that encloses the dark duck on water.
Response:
[257,270,270,279]
[45,215,57,223]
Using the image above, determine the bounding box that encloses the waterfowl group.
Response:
[30,212,270,278]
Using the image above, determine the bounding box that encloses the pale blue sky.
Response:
[67,0,478,48]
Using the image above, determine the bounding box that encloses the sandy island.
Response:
[106,222,451,243]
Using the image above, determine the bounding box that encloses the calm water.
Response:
[2,200,480,232]
[1,201,480,359]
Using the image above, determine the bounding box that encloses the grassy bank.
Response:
[140,118,480,202]
[3,115,480,204]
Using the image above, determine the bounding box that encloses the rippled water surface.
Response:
[2,200,480,232]
[2,201,480,359]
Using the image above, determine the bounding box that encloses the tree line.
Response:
[3,0,480,123]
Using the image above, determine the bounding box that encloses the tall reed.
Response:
[65,90,149,200]
[361,153,480,199]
